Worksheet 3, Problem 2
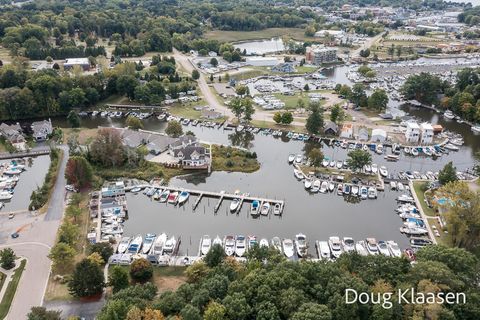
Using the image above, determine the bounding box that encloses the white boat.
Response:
[336,161,343,169]
[322,159,329,167]
[317,241,331,260]
[377,241,391,256]
[213,235,222,247]
[472,125,480,133]
[152,233,167,255]
[328,181,335,192]
[400,226,428,235]
[177,191,189,205]
[371,164,378,174]
[127,235,143,254]
[288,154,295,163]
[295,154,303,164]
[293,168,304,180]
[295,233,307,257]
[444,110,455,119]
[282,238,295,258]
[404,147,411,154]
[261,202,270,216]
[375,144,383,154]
[411,148,419,156]
[342,237,355,253]
[351,185,359,195]
[235,235,247,257]
[311,179,320,193]
[142,233,156,254]
[0,191,13,200]
[167,191,179,204]
[390,181,397,190]
[367,187,377,199]
[328,237,343,259]
[355,241,369,256]
[337,183,343,196]
[224,236,235,256]
[271,237,282,253]
[259,238,269,248]
[387,240,402,257]
[397,194,415,203]
[397,182,404,191]
[320,181,328,193]
[201,235,212,255]
[365,238,379,255]
[360,186,368,200]
[304,179,312,189]
[130,187,142,193]
[159,190,170,202]
[273,203,281,215]
[251,200,260,216]
[364,164,371,173]
[117,237,131,254]
[163,236,177,255]
[444,143,459,151]
[379,166,388,177]
[230,198,241,212]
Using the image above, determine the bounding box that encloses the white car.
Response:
[65,185,78,192]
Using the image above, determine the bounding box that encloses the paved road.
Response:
[45,145,69,221]
[351,32,386,59]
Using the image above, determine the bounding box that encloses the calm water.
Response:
[233,38,285,55]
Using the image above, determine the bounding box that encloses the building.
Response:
[323,121,339,135]
[0,123,25,144]
[306,45,337,65]
[420,122,434,144]
[371,129,387,142]
[314,29,345,39]
[405,122,420,143]
[339,123,353,139]
[101,181,125,198]
[201,109,223,120]
[31,119,53,141]
[357,127,369,141]
[245,57,279,67]
[174,145,210,169]
[64,58,91,71]
[271,63,295,73]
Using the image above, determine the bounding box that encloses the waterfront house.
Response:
[146,135,176,155]
[357,127,369,141]
[323,121,339,135]
[201,109,223,120]
[174,145,210,169]
[339,123,353,139]
[31,118,53,141]
[420,122,434,144]
[405,122,420,143]
[371,129,387,142]
[168,134,198,152]
[0,123,25,145]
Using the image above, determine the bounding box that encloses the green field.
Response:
[0,259,26,319]
[272,90,327,109]
[205,28,315,42]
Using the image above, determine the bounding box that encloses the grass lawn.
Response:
[211,145,260,173]
[0,259,26,319]
[44,276,72,302]
[204,28,314,42]
[300,165,380,183]
[0,272,5,296]
[227,69,269,81]
[168,104,202,119]
[412,181,436,217]
[295,65,319,74]
[62,127,99,145]
[272,90,326,109]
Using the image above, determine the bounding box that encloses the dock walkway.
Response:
[409,180,437,244]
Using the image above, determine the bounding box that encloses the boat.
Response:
[342,237,355,253]
[152,233,167,255]
[367,187,377,199]
[444,110,455,119]
[365,238,379,255]
[410,237,433,248]
[343,184,351,195]
[224,236,235,256]
[371,164,378,174]
[444,143,459,151]
[127,235,143,254]
[385,154,399,162]
[304,179,312,189]
[390,181,397,190]
[330,160,336,167]
[273,203,281,215]
[282,238,295,258]
[311,179,320,193]
[375,144,383,154]
[295,154,303,164]
[293,168,304,180]
[472,125,480,133]
[159,190,170,202]
[379,166,388,177]
[404,147,411,154]
[235,235,247,257]
[163,236,177,255]
[177,191,189,205]
[213,235,222,247]
[351,185,359,196]
[271,237,283,253]
[423,147,432,156]
[0,191,13,200]
[288,154,295,163]
[261,202,270,216]
[320,181,328,193]
[130,186,142,193]
[397,194,415,203]
[317,241,331,260]
[328,181,335,192]
[377,241,391,256]
[400,226,428,235]
[397,182,404,191]
[355,241,369,256]
[387,241,402,257]
[295,233,307,257]
[117,237,131,254]
[259,238,269,248]
[364,165,371,173]
[322,159,329,167]
[201,235,211,255]
[337,184,343,196]
[404,248,416,261]
[328,236,343,259]
[247,235,257,249]
[411,148,419,156]
[251,200,260,216]
[142,233,156,254]
[3,168,21,176]
[230,198,241,212]
[167,191,179,204]
[336,161,343,169]
[360,186,368,200]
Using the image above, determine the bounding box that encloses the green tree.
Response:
[89,242,114,263]
[192,70,200,80]
[235,85,248,96]
[65,156,93,189]
[210,58,219,67]
[49,243,75,270]
[346,149,372,171]
[306,102,324,135]
[126,115,144,130]
[367,89,389,111]
[438,161,458,185]
[67,111,80,128]
[109,265,130,293]
[281,112,293,124]
[308,148,324,168]
[204,301,226,320]
[116,75,138,99]
[330,104,345,123]
[180,304,202,320]
[303,84,310,91]
[0,248,15,270]
[243,99,255,122]
[165,120,183,138]
[27,306,61,320]
[223,293,251,320]
[58,221,79,246]
[292,303,332,320]
[204,244,226,268]
[130,258,153,282]
[351,83,367,107]
[68,259,105,297]
[273,112,282,124]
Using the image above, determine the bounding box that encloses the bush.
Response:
[0,248,15,270]
[89,242,114,264]
[225,160,234,168]
[29,148,62,210]
[129,258,153,282]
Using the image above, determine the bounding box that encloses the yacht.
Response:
[117,237,131,254]
[295,154,303,164]
[386,241,402,257]
[311,179,321,193]
[360,186,368,200]
[304,179,312,189]
[343,184,351,195]
[328,236,343,259]
[317,241,331,260]
[351,185,359,196]
[271,237,283,253]
[365,238,379,255]
[288,154,295,163]
[355,241,369,256]
[342,237,355,253]
[293,168,304,180]
[400,226,428,235]
[367,187,377,199]
[328,181,335,192]
[472,125,480,133]
[235,235,247,257]
[247,235,257,250]
[251,200,260,216]
[0,191,13,200]
[337,184,343,196]
[163,236,177,255]
[201,235,212,255]
[444,110,455,119]
[376,144,383,154]
[142,233,156,254]
[397,194,415,203]
[377,241,391,256]
[230,198,241,212]
[152,233,167,255]
[320,181,328,193]
[282,238,295,258]
[224,236,235,256]
[295,233,307,257]
[159,190,170,202]
[177,191,189,205]
[127,235,143,254]
[322,159,329,167]
[261,202,270,216]
[371,164,378,174]
[379,166,388,177]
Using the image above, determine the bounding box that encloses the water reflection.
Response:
[228,131,255,149]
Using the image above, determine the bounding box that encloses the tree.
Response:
[223,293,251,320]
[243,99,255,122]
[438,161,458,185]
[117,75,138,99]
[346,149,372,171]
[204,244,226,268]
[401,73,447,105]
[109,265,130,293]
[65,156,93,189]
[281,112,293,124]
[66,206,81,223]
[180,304,202,320]
[165,120,183,138]
[292,303,332,320]
[89,242,114,263]
[27,307,61,320]
[210,58,218,67]
[90,128,126,167]
[130,258,153,282]
[87,252,105,266]
[306,102,324,135]
[308,148,324,168]
[204,301,226,320]
[0,248,15,270]
[367,89,389,111]
[235,85,248,96]
[351,83,367,107]
[359,49,370,58]
[68,259,105,297]
[126,306,143,320]
[192,70,200,80]
[58,221,79,246]
[49,243,75,270]
[273,112,282,124]
[67,111,80,128]
[228,97,254,122]
[330,104,344,123]
[126,115,143,130]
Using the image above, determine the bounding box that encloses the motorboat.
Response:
[328,181,335,192]
[367,187,377,199]
[271,237,282,253]
[282,238,295,258]
[404,147,411,154]
[320,181,328,193]
[288,154,295,163]
[343,184,351,195]
[328,236,343,259]
[329,160,336,168]
[371,164,378,174]
[444,110,455,119]
[404,248,416,261]
[337,184,343,196]
[167,191,179,204]
[364,165,371,173]
[304,179,312,189]
[230,198,241,212]
[336,161,343,169]
[311,179,321,193]
[379,166,388,177]
[159,190,170,202]
[163,236,177,255]
[152,233,167,255]
[360,186,368,200]
[273,203,281,215]
[400,226,428,235]
[201,235,212,255]
[177,191,189,205]
[235,235,247,257]
[365,238,379,255]
[295,154,303,164]
[397,182,404,191]
[472,125,480,133]
[130,187,142,193]
[444,143,459,151]
[410,237,433,248]
[411,148,419,156]
[247,235,257,249]
[293,168,304,180]
[375,144,383,154]
[317,241,331,260]
[117,237,131,254]
[127,235,143,254]
[259,238,269,248]
[355,241,369,256]
[342,237,355,253]
[351,185,359,196]
[261,202,270,216]
[295,233,307,257]
[377,241,391,256]
[397,194,415,203]
[390,181,397,190]
[212,235,222,247]
[0,191,13,200]
[142,233,156,254]
[251,200,260,216]
[387,240,402,257]
[224,236,235,256]
[322,159,329,167]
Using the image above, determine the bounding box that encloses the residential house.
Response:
[357,127,369,141]
[420,122,434,144]
[174,145,210,169]
[323,121,339,135]
[201,109,223,120]
[339,123,353,139]
[31,119,53,141]
[405,122,420,143]
[0,123,25,144]
[168,135,198,153]
[371,129,387,142]
[146,135,176,155]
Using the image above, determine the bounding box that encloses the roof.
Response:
[420,122,433,130]
[0,123,22,136]
[169,134,197,149]
[64,58,90,65]
[174,146,206,160]
[371,129,387,137]
[323,121,338,133]
[406,122,420,129]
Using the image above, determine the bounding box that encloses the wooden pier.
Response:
[0,149,50,160]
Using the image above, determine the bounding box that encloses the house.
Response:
[339,123,354,139]
[174,145,210,169]
[323,121,339,135]
[357,127,369,141]
[271,63,296,73]
[420,122,434,144]
[146,136,176,155]
[64,58,91,71]
[0,123,25,144]
[168,135,198,152]
[101,181,125,198]
[371,129,387,142]
[31,119,53,141]
[208,51,218,57]
[201,109,223,120]
[405,122,420,143]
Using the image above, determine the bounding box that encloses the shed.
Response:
[323,121,339,135]
[371,129,387,142]
[357,127,369,141]
[432,124,444,134]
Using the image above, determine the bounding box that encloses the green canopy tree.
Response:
[126,115,144,130]
[346,149,372,171]
[367,89,388,111]
[308,148,324,167]
[67,110,80,128]
[68,258,105,297]
[438,161,458,185]
[0,248,16,270]
[165,120,183,138]
[130,258,153,282]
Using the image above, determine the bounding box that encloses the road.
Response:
[0,145,69,319]
[351,32,386,59]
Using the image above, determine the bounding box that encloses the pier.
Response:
[0,149,50,160]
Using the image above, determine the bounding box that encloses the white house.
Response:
[371,129,387,142]
[31,119,53,141]
[405,122,420,143]
[420,122,434,144]
[339,123,353,139]
[174,146,209,169]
